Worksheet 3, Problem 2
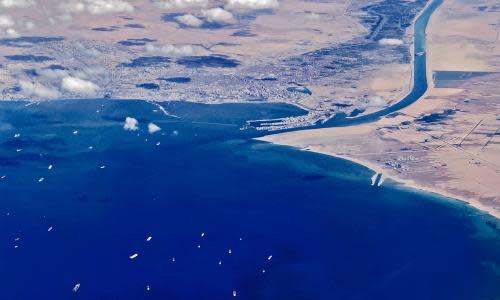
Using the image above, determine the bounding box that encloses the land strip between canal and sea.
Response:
[259,0,500,218]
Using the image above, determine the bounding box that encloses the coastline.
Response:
[2,97,500,299]
[256,80,500,220]
[314,0,443,128]
[256,76,500,219]
[258,0,500,219]
[272,141,500,219]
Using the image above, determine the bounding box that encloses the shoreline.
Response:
[316,148,500,219]
[311,0,443,129]
[258,0,500,220]
[260,140,500,220]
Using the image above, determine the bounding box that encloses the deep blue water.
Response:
[0,100,499,300]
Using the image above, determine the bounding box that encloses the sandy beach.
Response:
[258,0,500,218]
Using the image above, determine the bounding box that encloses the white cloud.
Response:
[174,14,203,27]
[2,27,18,37]
[153,0,208,9]
[0,15,18,37]
[59,0,134,15]
[302,12,322,20]
[61,76,100,96]
[225,0,279,10]
[0,15,35,37]
[18,81,61,99]
[86,0,134,14]
[148,123,162,134]
[145,44,205,56]
[201,7,234,23]
[22,20,35,30]
[378,38,404,46]
[124,117,139,131]
[73,66,108,81]
[0,0,35,8]
[367,95,385,107]
[39,67,106,81]
[0,15,14,28]
[38,69,70,80]
[22,66,109,99]
[59,2,85,14]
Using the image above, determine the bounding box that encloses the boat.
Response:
[72,283,81,294]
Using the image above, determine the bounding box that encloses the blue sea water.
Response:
[0,100,499,300]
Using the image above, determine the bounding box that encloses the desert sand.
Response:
[259,0,500,218]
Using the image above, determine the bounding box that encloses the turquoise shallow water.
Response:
[0,100,499,300]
